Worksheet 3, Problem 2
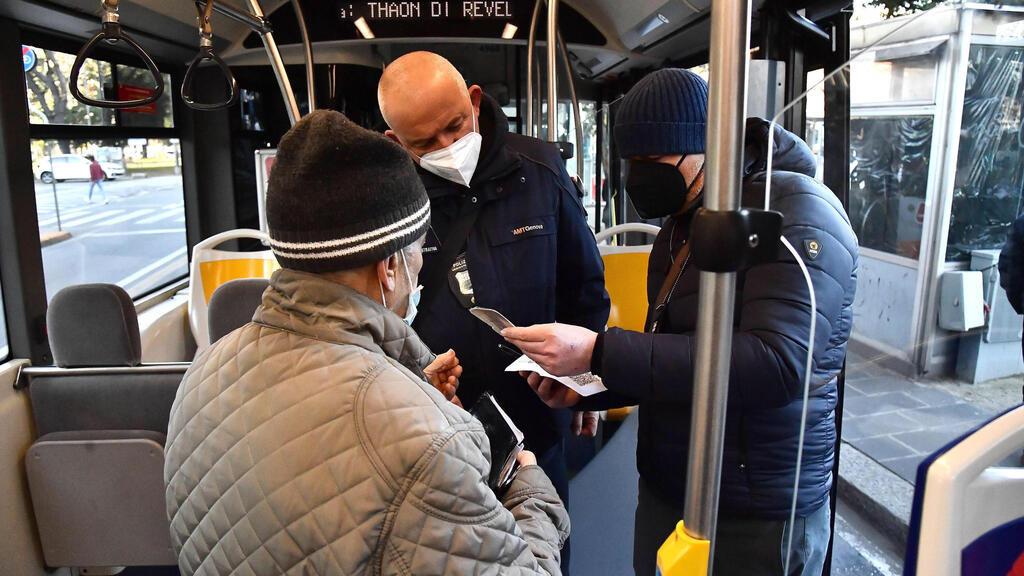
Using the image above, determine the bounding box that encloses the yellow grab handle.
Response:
[656,520,710,576]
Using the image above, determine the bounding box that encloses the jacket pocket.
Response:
[483,214,557,294]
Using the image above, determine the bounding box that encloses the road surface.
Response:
[35,174,187,300]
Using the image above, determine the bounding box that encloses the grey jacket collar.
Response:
[254,268,434,377]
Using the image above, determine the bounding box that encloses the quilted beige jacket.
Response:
[164,269,569,575]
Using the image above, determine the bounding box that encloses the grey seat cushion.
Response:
[207,278,269,343]
[47,284,142,368]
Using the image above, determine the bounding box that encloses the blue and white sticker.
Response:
[22,46,36,73]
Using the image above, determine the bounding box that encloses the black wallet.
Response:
[471,393,525,491]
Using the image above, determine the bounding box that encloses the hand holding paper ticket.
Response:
[500,323,598,377]
[505,354,607,397]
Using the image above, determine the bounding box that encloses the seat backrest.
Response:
[905,405,1024,576]
[595,223,660,332]
[188,228,279,350]
[48,283,141,368]
[208,277,270,343]
[35,283,183,435]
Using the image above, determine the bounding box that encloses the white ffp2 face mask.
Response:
[415,112,481,188]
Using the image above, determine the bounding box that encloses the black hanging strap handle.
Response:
[69,0,165,109]
[181,0,239,111]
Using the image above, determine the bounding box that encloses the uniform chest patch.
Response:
[804,239,822,260]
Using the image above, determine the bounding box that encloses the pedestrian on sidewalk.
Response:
[86,155,107,204]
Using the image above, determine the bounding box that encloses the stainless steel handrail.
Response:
[557,31,584,181]
[245,0,301,125]
[525,0,543,137]
[15,363,190,390]
[546,0,558,142]
[290,0,316,111]
[682,0,750,570]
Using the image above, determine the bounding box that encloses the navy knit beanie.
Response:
[266,110,430,273]
[614,68,708,158]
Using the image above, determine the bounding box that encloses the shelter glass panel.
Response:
[946,44,1024,263]
[32,138,187,300]
[850,116,934,259]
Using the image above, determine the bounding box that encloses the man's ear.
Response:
[377,256,398,293]
[384,129,402,147]
[468,84,483,114]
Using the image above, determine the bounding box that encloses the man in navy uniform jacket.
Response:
[504,69,859,576]
[378,51,610,571]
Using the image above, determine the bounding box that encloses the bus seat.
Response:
[208,277,269,343]
[569,408,639,576]
[24,284,184,571]
[904,405,1024,576]
[595,223,660,421]
[189,228,279,351]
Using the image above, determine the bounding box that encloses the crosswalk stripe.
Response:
[96,209,154,227]
[59,210,123,228]
[136,209,183,225]
[37,207,92,227]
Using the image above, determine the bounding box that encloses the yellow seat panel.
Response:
[199,258,280,303]
[602,252,650,332]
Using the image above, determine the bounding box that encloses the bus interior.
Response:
[0,0,1023,575]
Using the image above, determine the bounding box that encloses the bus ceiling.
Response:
[1,0,849,84]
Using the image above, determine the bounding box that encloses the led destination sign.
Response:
[338,1,513,20]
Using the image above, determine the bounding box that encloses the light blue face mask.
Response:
[380,249,423,326]
[401,251,422,326]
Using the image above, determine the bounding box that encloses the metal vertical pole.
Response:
[525,0,542,137]
[557,32,584,179]
[290,0,315,112]
[246,0,301,125]
[682,0,750,568]
[595,103,604,234]
[546,0,558,142]
[47,148,62,231]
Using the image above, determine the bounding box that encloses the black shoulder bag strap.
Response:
[646,242,692,333]
[419,196,484,315]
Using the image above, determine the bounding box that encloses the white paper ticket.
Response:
[505,354,608,397]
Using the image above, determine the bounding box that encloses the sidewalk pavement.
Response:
[838,348,1023,549]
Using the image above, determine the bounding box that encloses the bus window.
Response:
[115,64,174,129]
[24,47,115,127]
[0,276,8,361]
[33,137,186,300]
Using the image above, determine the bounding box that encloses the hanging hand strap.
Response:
[69,0,164,109]
[181,1,239,111]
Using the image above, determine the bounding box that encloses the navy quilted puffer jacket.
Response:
[583,118,859,518]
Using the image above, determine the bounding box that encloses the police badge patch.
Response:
[803,239,821,260]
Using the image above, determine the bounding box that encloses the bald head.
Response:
[378,51,482,158]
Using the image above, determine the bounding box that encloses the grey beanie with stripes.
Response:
[266,110,430,273]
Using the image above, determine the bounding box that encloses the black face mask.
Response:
[625,157,704,219]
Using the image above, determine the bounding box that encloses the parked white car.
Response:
[37,154,125,184]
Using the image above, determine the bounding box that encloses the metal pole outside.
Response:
[47,147,61,231]
[545,0,558,142]
[525,0,542,137]
[246,0,301,125]
[682,0,750,568]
